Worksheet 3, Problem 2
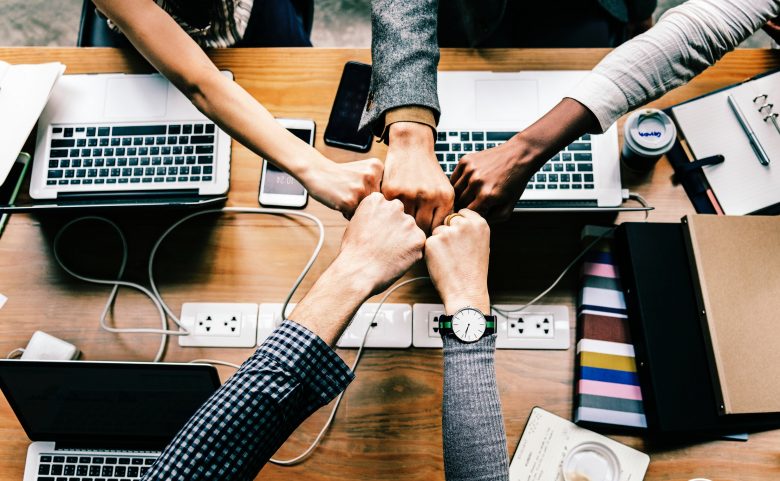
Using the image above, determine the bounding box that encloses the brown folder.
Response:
[683,214,780,415]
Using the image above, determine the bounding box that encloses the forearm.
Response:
[289,255,374,345]
[442,336,509,481]
[95,0,328,184]
[569,0,780,132]
[361,0,441,134]
[142,321,354,481]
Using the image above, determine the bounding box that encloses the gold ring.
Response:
[444,213,464,226]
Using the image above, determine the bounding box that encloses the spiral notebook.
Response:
[671,70,780,215]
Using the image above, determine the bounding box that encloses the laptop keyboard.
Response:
[435,131,595,190]
[37,453,157,481]
[46,123,217,188]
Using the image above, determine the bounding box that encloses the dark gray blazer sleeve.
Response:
[360,0,441,136]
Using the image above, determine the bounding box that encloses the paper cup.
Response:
[622,108,677,171]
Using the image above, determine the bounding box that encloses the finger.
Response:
[455,180,481,212]
[456,208,483,221]
[450,159,466,186]
[451,165,472,197]
[431,204,450,231]
[431,224,449,236]
[487,203,515,224]
[415,197,435,235]
[466,194,495,214]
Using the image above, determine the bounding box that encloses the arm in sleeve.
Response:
[141,320,354,481]
[442,335,509,481]
[569,0,780,132]
[360,0,441,136]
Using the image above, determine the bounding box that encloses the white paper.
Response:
[510,408,649,481]
[0,60,65,185]
[671,71,780,214]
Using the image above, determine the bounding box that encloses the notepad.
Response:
[683,214,780,415]
[671,71,780,215]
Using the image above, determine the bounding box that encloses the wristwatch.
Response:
[437,307,496,343]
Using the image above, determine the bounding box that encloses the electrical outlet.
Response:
[336,303,412,349]
[178,303,258,348]
[412,303,570,350]
[412,303,444,348]
[493,304,570,350]
[506,313,554,339]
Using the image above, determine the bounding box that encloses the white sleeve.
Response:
[567,0,780,133]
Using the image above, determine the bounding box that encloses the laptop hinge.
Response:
[58,189,200,200]
[515,199,598,208]
[55,439,168,451]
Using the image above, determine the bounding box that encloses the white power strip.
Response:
[412,304,570,350]
[258,303,412,348]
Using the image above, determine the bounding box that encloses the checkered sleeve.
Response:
[141,320,354,481]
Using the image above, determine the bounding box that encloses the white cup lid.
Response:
[625,109,677,154]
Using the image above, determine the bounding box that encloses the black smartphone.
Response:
[324,61,373,153]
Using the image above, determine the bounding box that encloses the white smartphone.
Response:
[259,118,314,208]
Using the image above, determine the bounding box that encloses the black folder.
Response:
[614,222,780,438]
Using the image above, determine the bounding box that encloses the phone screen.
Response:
[263,128,310,195]
[324,62,373,152]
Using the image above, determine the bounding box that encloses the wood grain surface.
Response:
[0,48,779,481]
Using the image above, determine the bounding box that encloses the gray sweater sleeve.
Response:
[359,0,441,135]
[442,334,509,481]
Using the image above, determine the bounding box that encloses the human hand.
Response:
[336,192,427,295]
[425,209,490,315]
[381,122,455,234]
[450,136,535,222]
[304,158,383,219]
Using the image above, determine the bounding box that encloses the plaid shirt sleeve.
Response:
[141,320,354,481]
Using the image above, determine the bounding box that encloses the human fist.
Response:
[337,192,426,295]
[305,158,383,219]
[450,136,533,222]
[381,122,455,234]
[425,209,490,315]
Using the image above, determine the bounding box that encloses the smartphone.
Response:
[258,119,313,208]
[324,61,373,153]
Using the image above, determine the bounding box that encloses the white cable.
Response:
[628,192,650,221]
[53,216,173,361]
[188,358,241,369]
[269,275,431,466]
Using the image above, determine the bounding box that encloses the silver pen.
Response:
[727,94,771,166]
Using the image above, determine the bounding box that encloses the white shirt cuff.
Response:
[566,72,630,134]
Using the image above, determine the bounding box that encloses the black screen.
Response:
[324,61,373,152]
[0,361,219,446]
[263,128,310,195]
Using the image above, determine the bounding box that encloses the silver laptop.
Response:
[437,71,622,209]
[0,360,220,481]
[29,72,232,203]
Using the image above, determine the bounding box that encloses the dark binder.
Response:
[614,222,780,438]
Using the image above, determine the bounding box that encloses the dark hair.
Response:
[165,0,217,30]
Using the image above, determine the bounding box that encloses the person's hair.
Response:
[165,0,217,30]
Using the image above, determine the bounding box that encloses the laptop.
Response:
[437,71,623,210]
[0,360,220,481]
[13,72,232,211]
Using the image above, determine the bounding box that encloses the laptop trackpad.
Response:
[476,79,538,126]
[104,77,168,119]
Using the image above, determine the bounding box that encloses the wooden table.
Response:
[0,47,779,481]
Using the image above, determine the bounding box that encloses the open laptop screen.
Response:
[0,360,220,448]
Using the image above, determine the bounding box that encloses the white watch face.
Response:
[451,308,486,343]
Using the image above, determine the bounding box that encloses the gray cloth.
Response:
[361,0,656,134]
[442,334,509,481]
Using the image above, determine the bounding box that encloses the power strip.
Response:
[412,304,570,349]
[258,303,412,348]
[178,302,258,348]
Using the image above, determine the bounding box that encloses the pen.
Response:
[0,153,31,238]
[727,94,771,166]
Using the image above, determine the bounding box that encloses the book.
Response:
[573,226,647,431]
[670,70,780,215]
[683,214,780,415]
